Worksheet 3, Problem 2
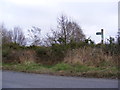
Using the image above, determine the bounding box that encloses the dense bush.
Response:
[2,40,120,67]
[35,44,68,64]
[36,47,50,60]
[51,44,67,58]
[2,42,35,63]
[97,44,120,56]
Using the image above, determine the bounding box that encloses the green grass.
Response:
[2,62,118,79]
[52,63,73,71]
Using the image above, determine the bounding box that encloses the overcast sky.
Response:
[0,0,118,43]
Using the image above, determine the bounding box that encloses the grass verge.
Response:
[2,62,118,79]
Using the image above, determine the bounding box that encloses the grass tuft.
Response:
[2,62,118,79]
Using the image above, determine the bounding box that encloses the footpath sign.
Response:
[96,32,102,35]
[96,29,104,44]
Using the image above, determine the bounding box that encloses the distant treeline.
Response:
[1,15,120,46]
[1,15,120,66]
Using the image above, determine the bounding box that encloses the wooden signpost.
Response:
[96,29,104,44]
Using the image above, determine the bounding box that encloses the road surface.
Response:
[2,70,118,88]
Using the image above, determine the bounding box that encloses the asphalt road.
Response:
[2,70,118,88]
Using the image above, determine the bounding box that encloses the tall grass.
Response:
[2,42,119,68]
[64,47,117,67]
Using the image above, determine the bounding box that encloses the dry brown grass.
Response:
[19,50,36,63]
[3,50,36,63]
[64,47,116,67]
[3,46,118,67]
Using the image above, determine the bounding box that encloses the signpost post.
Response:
[96,29,104,44]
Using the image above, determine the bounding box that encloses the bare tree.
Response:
[1,24,12,44]
[28,26,41,46]
[57,15,68,45]
[45,15,85,46]
[10,27,26,45]
[43,30,59,46]
[66,21,85,42]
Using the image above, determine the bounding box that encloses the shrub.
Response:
[35,44,68,64]
[36,47,50,59]
[35,47,52,64]
[3,43,21,50]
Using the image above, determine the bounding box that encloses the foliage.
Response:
[1,14,119,79]
[36,47,50,60]
[35,44,68,64]
[1,16,119,78]
[2,62,118,78]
